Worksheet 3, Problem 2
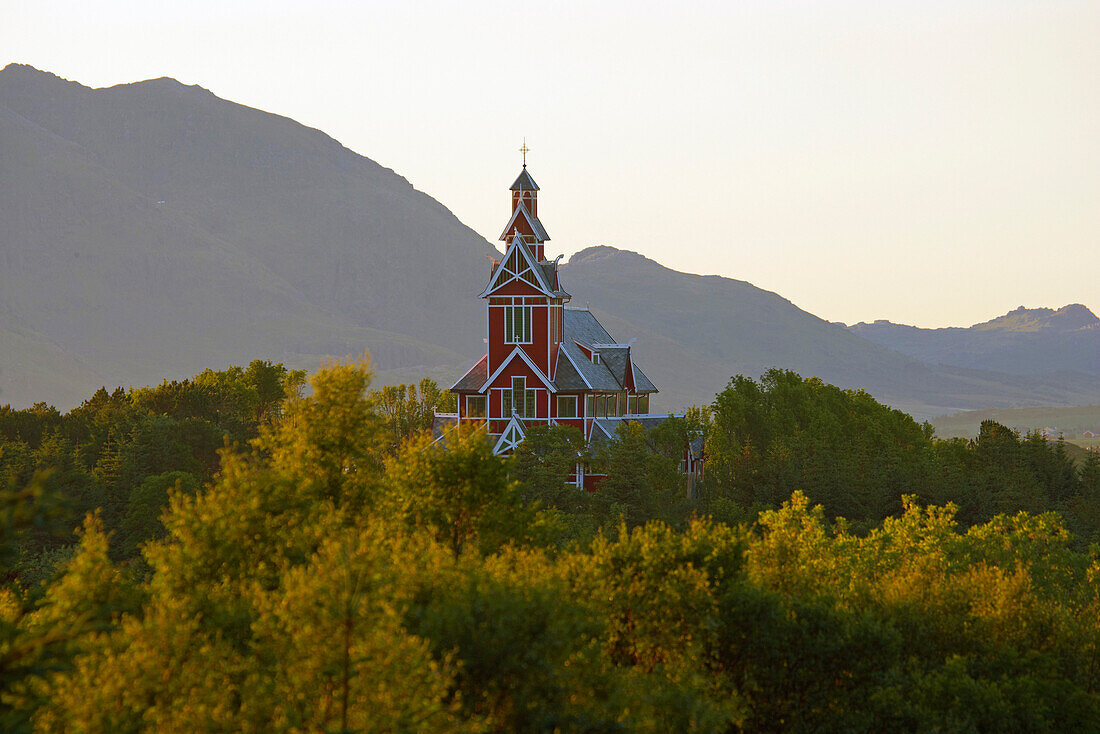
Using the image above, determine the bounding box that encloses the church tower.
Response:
[448,145,660,461]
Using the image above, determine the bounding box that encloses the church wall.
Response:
[490,281,543,297]
[487,356,552,421]
[523,305,550,373]
[487,307,504,372]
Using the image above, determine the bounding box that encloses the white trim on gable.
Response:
[479,235,555,298]
[498,199,549,242]
[493,415,527,455]
[572,338,593,358]
[479,347,557,393]
[591,419,615,440]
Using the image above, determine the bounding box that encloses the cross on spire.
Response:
[519,139,530,168]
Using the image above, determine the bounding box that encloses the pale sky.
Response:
[3,0,1097,328]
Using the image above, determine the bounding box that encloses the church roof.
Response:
[510,168,539,191]
[499,200,550,242]
[432,413,458,441]
[632,362,657,393]
[552,347,589,391]
[538,261,570,299]
[450,355,488,392]
[598,346,631,388]
[556,341,622,391]
[558,309,659,394]
[563,307,615,345]
[480,347,556,393]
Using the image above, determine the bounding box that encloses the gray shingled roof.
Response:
[598,346,630,388]
[558,340,622,391]
[538,261,571,299]
[563,309,659,392]
[552,346,589,391]
[510,168,539,191]
[563,308,615,345]
[451,355,488,392]
[498,200,549,242]
[632,362,657,393]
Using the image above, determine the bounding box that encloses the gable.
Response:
[560,340,622,391]
[493,415,527,455]
[480,237,554,298]
[481,346,556,392]
[498,200,550,242]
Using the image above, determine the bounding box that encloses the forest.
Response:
[3,359,1100,732]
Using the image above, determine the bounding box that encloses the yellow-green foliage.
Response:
[5,361,1100,732]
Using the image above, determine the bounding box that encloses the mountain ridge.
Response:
[560,247,1100,415]
[2,64,1097,418]
[849,304,1099,378]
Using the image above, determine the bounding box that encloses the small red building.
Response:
[442,159,694,486]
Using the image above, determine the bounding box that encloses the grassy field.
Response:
[931,405,1100,449]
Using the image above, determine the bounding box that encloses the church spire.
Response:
[509,140,541,228]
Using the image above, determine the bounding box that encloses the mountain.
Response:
[0,63,491,407]
[560,248,1100,417]
[2,64,1097,419]
[849,305,1100,377]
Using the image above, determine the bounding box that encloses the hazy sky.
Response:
[4,0,1097,328]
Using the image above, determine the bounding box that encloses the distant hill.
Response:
[849,305,1100,377]
[561,248,1100,417]
[0,63,491,407]
[2,63,1098,419]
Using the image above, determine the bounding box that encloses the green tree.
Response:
[384,423,527,556]
[371,378,456,453]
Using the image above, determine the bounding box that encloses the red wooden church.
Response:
[439,154,701,487]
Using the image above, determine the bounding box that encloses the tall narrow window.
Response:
[628,396,639,414]
[511,377,524,416]
[505,305,532,344]
[586,395,595,417]
[508,376,537,418]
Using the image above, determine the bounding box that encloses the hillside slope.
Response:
[0,64,488,406]
[2,64,1096,418]
[849,305,1100,376]
[561,248,1100,417]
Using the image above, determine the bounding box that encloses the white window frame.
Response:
[504,304,533,344]
[504,376,538,418]
[466,395,486,418]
